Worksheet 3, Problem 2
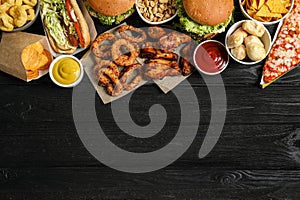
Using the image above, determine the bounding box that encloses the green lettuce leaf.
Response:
[176,0,233,38]
[41,0,77,49]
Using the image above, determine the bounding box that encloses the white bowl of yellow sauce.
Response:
[49,55,84,88]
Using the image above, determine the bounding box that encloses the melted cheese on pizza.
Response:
[263,0,300,83]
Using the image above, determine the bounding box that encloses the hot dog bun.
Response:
[70,0,90,48]
[41,0,90,54]
[45,28,77,54]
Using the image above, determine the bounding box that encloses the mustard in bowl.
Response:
[49,55,84,88]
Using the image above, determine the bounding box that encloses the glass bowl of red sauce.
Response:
[193,40,229,75]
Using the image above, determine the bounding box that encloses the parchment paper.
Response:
[81,24,191,104]
[154,75,188,93]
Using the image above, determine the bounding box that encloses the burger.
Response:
[176,0,234,41]
[84,0,136,25]
[40,0,91,54]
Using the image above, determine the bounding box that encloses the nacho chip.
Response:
[281,0,292,7]
[250,0,258,9]
[258,0,266,9]
[247,8,257,16]
[253,14,272,21]
[256,5,283,18]
[266,0,289,13]
[243,0,292,22]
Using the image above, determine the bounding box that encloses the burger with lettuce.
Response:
[84,0,135,25]
[176,0,234,41]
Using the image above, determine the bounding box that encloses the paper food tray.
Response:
[40,0,97,57]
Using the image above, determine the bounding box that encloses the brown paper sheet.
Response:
[0,32,48,82]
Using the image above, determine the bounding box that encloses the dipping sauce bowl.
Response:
[193,40,229,75]
[49,55,84,88]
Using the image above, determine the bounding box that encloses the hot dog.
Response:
[40,0,90,54]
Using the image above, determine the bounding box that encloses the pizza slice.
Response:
[261,0,300,88]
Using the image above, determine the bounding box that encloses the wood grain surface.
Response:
[1,0,300,199]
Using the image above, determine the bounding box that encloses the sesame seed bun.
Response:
[183,0,234,26]
[86,0,135,16]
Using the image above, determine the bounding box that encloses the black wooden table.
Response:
[1,0,300,199]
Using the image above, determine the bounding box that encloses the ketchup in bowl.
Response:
[193,40,229,75]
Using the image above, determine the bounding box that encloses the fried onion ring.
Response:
[94,61,119,86]
[106,81,123,97]
[93,60,111,76]
[93,44,112,63]
[118,25,147,43]
[112,39,139,66]
[119,63,142,91]
[92,33,116,62]
[93,59,124,97]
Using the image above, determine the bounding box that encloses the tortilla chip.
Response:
[256,4,282,17]
[243,0,291,22]
[258,0,266,10]
[256,5,272,16]
[266,0,289,13]
[250,0,258,9]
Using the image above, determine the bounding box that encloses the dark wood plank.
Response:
[0,168,299,200]
[1,81,300,127]
[1,124,300,170]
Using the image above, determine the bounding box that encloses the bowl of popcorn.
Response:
[136,0,177,25]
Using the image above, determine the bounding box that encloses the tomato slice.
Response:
[65,0,85,47]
